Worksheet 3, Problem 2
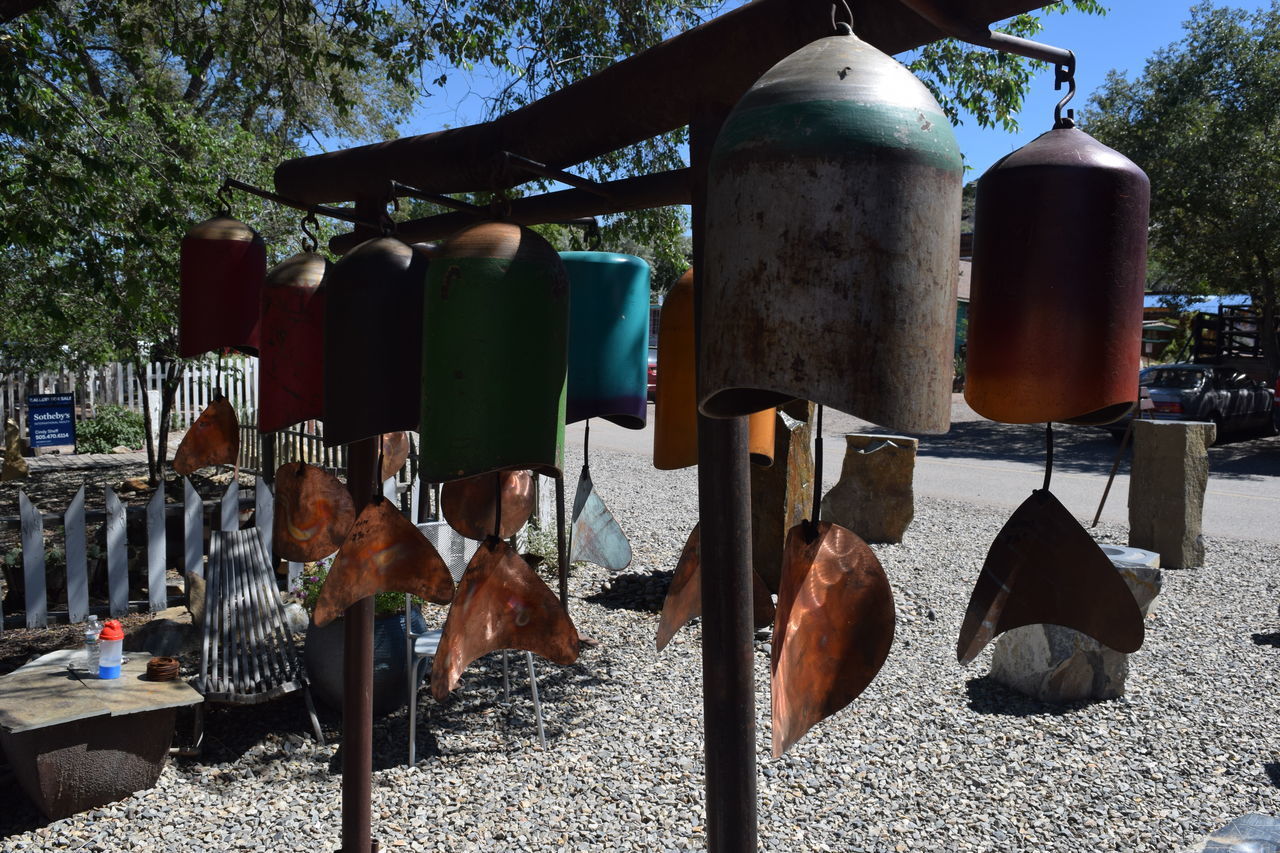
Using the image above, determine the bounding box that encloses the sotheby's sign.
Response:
[26,393,76,448]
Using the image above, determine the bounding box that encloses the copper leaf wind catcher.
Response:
[431,537,579,701]
[440,470,535,541]
[380,431,411,482]
[272,462,356,562]
[656,523,776,652]
[771,520,895,758]
[173,395,239,476]
[956,488,1144,665]
[569,462,631,572]
[312,497,454,627]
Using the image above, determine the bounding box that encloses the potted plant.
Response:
[296,557,430,716]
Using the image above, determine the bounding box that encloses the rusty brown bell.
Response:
[173,396,239,476]
[965,126,1150,425]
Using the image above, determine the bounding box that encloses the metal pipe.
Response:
[892,0,1074,66]
[338,196,384,853]
[276,0,1053,204]
[389,181,486,215]
[220,178,380,229]
[500,152,612,199]
[330,169,689,254]
[341,437,378,853]
[691,109,757,853]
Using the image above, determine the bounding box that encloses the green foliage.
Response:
[75,404,145,454]
[295,556,412,619]
[1081,1,1280,375]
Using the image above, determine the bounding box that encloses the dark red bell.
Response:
[179,216,265,357]
[965,126,1150,425]
[259,252,327,434]
[322,237,430,446]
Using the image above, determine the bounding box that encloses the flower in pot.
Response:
[297,557,431,717]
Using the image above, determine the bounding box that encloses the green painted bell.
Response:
[560,252,651,429]
[699,26,962,434]
[420,222,568,482]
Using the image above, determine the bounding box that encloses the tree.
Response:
[1081,1,1280,379]
[1,0,1107,482]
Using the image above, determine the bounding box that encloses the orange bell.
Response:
[653,269,775,470]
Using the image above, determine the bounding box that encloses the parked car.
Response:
[1108,363,1275,441]
[647,347,658,401]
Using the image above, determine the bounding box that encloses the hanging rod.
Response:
[500,152,612,199]
[389,181,488,215]
[893,0,1073,66]
[219,178,382,229]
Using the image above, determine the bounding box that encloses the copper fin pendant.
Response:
[431,538,579,700]
[772,520,895,757]
[656,523,776,652]
[312,498,454,626]
[440,470,535,540]
[956,489,1144,665]
[273,462,356,562]
[569,464,632,571]
[173,395,239,475]
[380,431,411,482]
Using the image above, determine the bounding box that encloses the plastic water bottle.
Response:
[97,619,124,679]
[83,615,101,674]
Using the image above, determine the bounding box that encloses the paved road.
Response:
[569,396,1280,544]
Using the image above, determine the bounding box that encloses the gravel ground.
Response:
[2,438,1279,852]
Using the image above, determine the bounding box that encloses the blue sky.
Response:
[952,0,1273,176]
[391,1,1271,183]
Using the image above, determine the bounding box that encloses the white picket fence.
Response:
[1,473,464,633]
[1,358,260,441]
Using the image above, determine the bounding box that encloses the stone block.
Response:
[989,551,1163,703]
[1128,420,1214,569]
[750,404,812,593]
[819,434,918,544]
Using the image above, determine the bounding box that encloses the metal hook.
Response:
[216,181,233,217]
[831,0,855,34]
[1053,51,1077,129]
[300,211,320,253]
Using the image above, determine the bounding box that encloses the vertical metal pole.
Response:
[339,196,383,853]
[691,110,758,852]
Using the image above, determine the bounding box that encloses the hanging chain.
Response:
[1053,51,1077,128]
[300,211,320,253]
[812,404,824,522]
[1042,422,1055,492]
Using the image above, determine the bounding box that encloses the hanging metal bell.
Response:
[322,237,430,446]
[965,126,1150,425]
[653,269,776,470]
[561,252,651,429]
[700,27,962,433]
[258,252,327,434]
[420,222,569,482]
[179,217,265,357]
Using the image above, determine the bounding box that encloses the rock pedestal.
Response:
[2,418,28,482]
[989,547,1163,703]
[819,434,918,544]
[749,404,812,593]
[1128,420,1214,569]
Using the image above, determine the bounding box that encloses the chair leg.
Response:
[501,650,511,704]
[302,685,326,746]
[525,651,547,749]
[408,657,427,765]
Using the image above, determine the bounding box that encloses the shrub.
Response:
[76,405,145,454]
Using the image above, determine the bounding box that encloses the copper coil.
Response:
[146,656,180,681]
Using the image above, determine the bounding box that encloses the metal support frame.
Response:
[691,110,758,853]
[274,3,1069,851]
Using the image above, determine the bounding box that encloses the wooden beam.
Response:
[274,0,1052,204]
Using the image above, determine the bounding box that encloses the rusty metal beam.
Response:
[274,0,1054,205]
[329,169,688,254]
